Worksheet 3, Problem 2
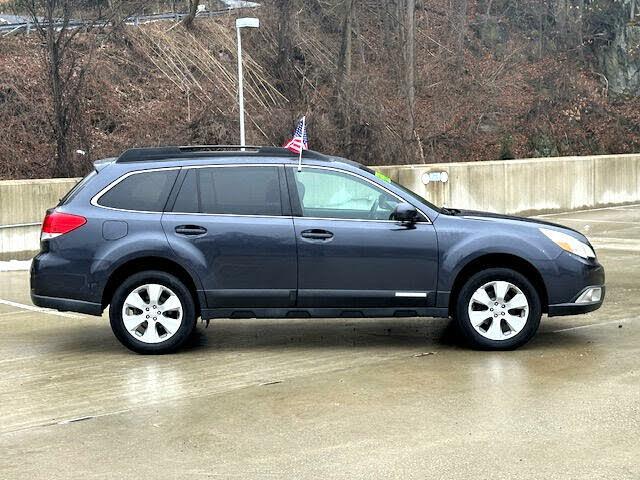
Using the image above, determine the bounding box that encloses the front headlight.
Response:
[540,228,596,259]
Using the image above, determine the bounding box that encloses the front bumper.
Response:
[547,285,606,317]
[542,249,605,317]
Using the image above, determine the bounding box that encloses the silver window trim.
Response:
[91,164,284,216]
[286,164,432,224]
[91,163,432,224]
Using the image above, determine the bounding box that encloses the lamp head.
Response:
[236,17,260,28]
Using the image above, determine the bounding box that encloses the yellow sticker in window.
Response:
[375,171,391,183]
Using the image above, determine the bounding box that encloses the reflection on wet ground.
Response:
[0,204,639,479]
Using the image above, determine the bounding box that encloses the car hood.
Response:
[448,208,588,240]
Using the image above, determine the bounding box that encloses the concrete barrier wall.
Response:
[0,178,79,260]
[374,153,640,216]
[0,153,639,259]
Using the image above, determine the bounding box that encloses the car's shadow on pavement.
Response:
[181,318,593,353]
[181,317,460,351]
[50,316,594,355]
[48,317,461,355]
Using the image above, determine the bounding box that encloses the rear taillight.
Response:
[41,211,87,241]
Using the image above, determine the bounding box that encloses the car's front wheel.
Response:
[454,268,541,350]
[110,271,197,354]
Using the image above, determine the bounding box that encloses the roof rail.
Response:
[115,145,329,163]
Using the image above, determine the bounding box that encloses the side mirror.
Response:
[392,203,419,224]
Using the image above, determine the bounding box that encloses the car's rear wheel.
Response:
[454,268,541,350]
[110,270,197,354]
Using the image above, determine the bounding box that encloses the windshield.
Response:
[358,165,442,213]
[388,178,442,213]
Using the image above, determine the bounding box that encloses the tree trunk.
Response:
[276,0,293,79]
[405,0,416,148]
[107,0,124,30]
[182,0,199,28]
[576,0,584,58]
[44,0,70,177]
[336,0,354,96]
[455,0,467,71]
[380,0,392,48]
[336,0,354,149]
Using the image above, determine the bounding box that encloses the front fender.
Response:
[434,215,561,295]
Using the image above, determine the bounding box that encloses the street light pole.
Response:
[235,17,260,149]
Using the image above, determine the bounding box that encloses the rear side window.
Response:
[173,166,282,216]
[98,169,179,212]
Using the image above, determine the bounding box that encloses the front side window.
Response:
[98,169,178,212]
[293,168,401,220]
[173,166,283,216]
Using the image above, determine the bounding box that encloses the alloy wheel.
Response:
[467,280,529,341]
[121,284,183,344]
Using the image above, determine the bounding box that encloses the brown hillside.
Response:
[1,1,639,179]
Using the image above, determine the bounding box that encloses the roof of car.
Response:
[115,145,338,164]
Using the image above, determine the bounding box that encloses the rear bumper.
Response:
[31,250,104,316]
[31,292,103,316]
[547,285,605,317]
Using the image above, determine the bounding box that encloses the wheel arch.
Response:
[448,253,549,314]
[102,256,202,315]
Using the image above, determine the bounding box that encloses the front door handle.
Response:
[175,225,207,236]
[300,229,334,240]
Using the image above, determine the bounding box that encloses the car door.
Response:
[286,165,439,308]
[162,164,297,308]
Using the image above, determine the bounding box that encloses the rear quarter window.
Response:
[97,169,179,212]
[59,171,96,206]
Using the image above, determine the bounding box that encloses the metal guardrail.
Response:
[0,6,258,34]
[0,222,41,229]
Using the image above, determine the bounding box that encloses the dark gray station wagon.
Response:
[31,146,605,353]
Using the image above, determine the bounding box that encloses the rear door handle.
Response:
[300,229,334,240]
[175,225,207,236]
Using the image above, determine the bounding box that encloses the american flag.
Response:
[284,117,308,154]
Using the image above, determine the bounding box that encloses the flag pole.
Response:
[297,115,306,172]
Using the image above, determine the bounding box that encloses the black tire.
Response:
[454,268,542,350]
[109,270,197,354]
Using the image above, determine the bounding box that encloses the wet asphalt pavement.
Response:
[1,205,639,479]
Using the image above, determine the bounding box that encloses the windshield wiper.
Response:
[442,207,461,215]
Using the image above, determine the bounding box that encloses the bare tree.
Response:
[182,0,200,29]
[16,0,142,177]
[16,0,99,177]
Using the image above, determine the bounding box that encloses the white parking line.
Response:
[0,299,81,319]
[590,237,640,252]
[534,203,640,218]
[0,310,30,318]
[0,355,42,364]
[610,203,640,209]
[2,408,133,434]
[552,318,630,333]
[560,218,639,225]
